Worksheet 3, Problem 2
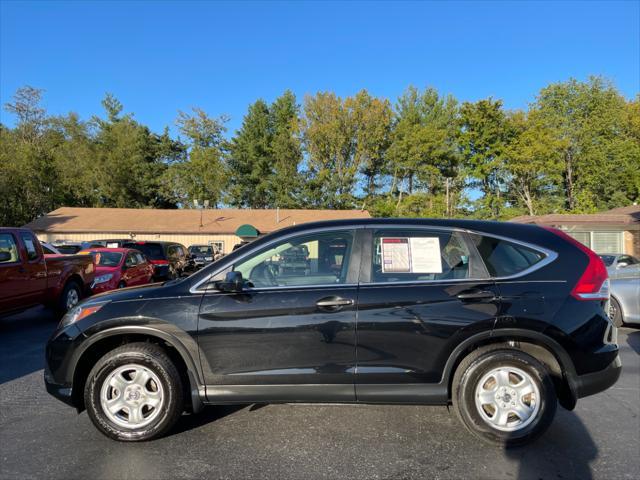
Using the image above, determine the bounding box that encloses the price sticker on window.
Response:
[381,237,442,274]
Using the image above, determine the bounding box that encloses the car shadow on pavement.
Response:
[168,404,247,436]
[505,409,598,479]
[0,307,57,384]
[626,330,640,355]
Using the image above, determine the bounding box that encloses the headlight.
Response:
[59,301,110,328]
[94,273,114,285]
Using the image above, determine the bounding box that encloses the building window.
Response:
[211,241,224,254]
[591,231,622,254]
[564,231,622,253]
[566,231,591,248]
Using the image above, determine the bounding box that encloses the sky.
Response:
[1,1,638,136]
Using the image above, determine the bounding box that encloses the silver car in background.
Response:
[600,253,640,275]
[609,266,640,327]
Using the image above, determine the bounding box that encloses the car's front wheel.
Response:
[84,342,183,441]
[452,348,557,447]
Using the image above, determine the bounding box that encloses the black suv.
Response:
[122,241,188,280]
[45,219,620,445]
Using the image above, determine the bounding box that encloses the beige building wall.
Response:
[35,232,243,254]
[625,230,639,256]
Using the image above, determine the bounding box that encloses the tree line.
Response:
[1,76,638,227]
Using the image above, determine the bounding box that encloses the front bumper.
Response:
[574,355,622,398]
[44,368,75,407]
[44,323,83,408]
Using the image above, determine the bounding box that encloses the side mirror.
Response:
[617,262,628,269]
[216,271,244,293]
[0,251,12,262]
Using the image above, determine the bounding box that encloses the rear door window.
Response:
[470,234,545,277]
[370,230,476,283]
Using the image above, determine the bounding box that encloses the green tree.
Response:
[1,87,61,225]
[502,110,563,216]
[269,90,303,208]
[534,76,639,211]
[162,108,227,208]
[92,95,182,208]
[301,90,391,209]
[459,98,508,219]
[386,87,460,216]
[226,99,273,207]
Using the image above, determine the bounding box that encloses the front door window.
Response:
[233,230,354,288]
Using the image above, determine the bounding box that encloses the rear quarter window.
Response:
[471,234,545,277]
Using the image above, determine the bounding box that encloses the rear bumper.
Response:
[574,355,622,398]
[153,264,170,279]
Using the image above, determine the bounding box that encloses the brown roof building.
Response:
[24,207,371,254]
[510,205,640,256]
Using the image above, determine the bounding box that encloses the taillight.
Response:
[542,227,609,301]
[150,259,169,265]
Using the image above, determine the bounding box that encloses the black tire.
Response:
[57,280,82,314]
[84,342,184,441]
[610,296,624,328]
[452,348,557,448]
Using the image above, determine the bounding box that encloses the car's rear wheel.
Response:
[84,342,183,441]
[452,348,557,447]
[609,297,624,327]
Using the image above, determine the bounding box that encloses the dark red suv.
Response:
[122,241,188,280]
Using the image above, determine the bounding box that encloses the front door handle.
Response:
[316,297,354,308]
[457,291,497,301]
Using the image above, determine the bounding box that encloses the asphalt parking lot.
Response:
[1,308,638,480]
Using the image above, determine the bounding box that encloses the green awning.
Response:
[235,224,259,238]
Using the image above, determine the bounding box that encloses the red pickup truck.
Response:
[0,228,96,317]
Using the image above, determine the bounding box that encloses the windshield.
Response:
[124,243,164,260]
[94,251,123,267]
[599,255,615,266]
[56,245,81,254]
[189,245,213,255]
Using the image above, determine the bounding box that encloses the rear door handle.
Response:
[457,291,496,301]
[316,297,354,308]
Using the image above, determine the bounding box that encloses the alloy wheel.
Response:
[474,366,540,432]
[100,364,164,429]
